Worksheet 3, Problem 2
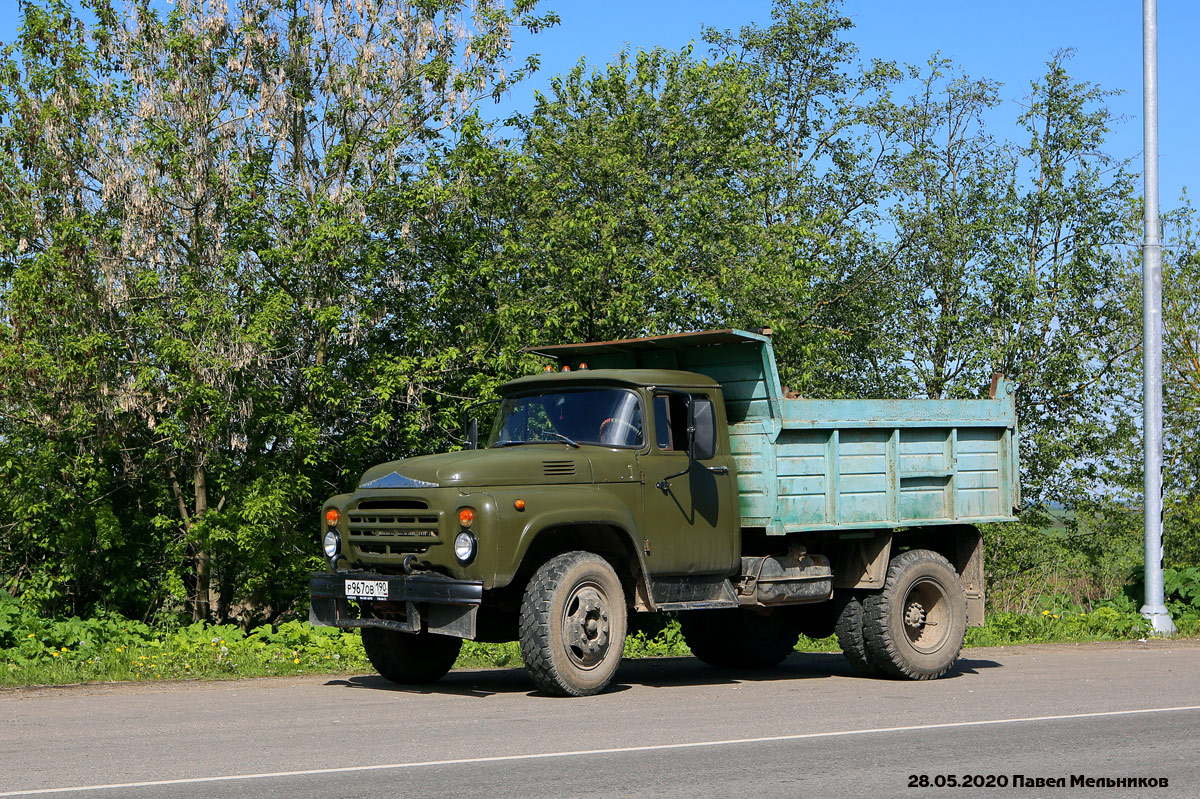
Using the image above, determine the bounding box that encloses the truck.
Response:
[310,329,1019,696]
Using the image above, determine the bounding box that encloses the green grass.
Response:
[1,617,375,686]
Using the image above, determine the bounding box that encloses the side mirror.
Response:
[463,398,500,450]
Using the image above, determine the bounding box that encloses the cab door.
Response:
[637,390,739,576]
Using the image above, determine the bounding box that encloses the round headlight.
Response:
[453,531,477,564]
[323,530,340,558]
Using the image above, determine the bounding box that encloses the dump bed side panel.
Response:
[734,406,1019,533]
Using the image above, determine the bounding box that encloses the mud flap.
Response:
[956,528,986,627]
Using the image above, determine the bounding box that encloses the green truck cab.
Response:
[310,329,1019,695]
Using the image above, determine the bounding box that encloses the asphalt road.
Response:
[2,640,1198,798]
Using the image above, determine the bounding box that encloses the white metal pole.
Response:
[1141,0,1175,635]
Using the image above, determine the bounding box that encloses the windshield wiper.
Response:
[491,439,533,448]
[545,432,581,448]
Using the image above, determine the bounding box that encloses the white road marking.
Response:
[4,704,1200,796]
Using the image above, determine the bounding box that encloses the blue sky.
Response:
[2,0,1195,206]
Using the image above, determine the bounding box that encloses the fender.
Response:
[495,485,653,608]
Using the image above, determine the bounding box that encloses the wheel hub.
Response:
[563,585,611,669]
[905,601,927,629]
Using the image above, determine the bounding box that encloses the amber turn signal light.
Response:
[325,508,340,526]
[514,499,526,511]
[458,507,475,527]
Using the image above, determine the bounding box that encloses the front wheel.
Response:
[519,552,628,696]
[360,627,462,684]
[862,549,967,680]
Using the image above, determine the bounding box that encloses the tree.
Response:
[502,46,771,344]
[0,0,556,620]
[1160,199,1200,565]
[703,0,906,396]
[884,52,1138,505]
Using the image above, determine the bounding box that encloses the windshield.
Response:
[490,389,645,448]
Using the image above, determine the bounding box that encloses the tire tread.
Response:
[518,551,625,697]
[834,592,883,676]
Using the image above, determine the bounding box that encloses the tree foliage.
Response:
[1161,199,1200,565]
[0,0,557,621]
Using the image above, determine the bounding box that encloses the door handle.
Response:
[707,465,729,475]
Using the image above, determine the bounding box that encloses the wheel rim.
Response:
[560,580,612,670]
[902,577,950,654]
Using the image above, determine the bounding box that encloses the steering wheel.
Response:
[598,417,639,443]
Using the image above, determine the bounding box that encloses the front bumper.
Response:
[309,571,483,639]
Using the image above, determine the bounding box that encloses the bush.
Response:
[0,591,370,686]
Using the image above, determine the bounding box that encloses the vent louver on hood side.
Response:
[542,460,577,476]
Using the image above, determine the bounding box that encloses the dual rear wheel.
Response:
[678,608,799,669]
[836,548,968,680]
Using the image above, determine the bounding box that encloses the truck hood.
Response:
[358,447,595,488]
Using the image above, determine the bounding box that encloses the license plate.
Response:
[345,579,389,600]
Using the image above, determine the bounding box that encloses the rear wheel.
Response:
[790,602,838,641]
[519,552,628,696]
[862,549,967,680]
[360,627,462,684]
[679,607,799,669]
[834,592,883,676]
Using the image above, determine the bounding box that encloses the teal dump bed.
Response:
[530,329,1019,534]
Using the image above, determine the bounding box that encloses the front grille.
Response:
[543,460,577,476]
[351,512,439,531]
[348,502,442,560]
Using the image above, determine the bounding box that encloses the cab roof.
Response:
[500,368,719,395]
[525,328,771,363]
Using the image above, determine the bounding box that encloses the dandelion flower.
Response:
[1052,614,1059,619]
[61,647,68,652]
[293,658,300,664]
[51,652,60,658]
[27,633,35,639]
[1042,610,1050,616]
